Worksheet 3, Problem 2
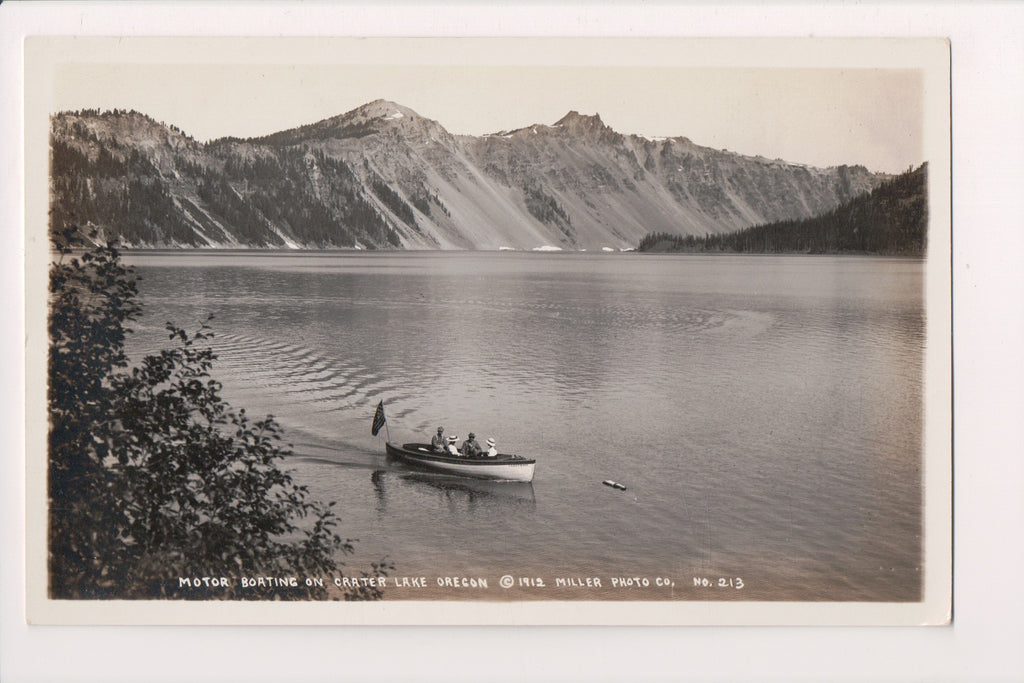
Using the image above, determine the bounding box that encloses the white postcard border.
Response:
[4,1,1020,680]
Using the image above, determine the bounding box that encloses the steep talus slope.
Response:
[465,111,880,244]
[50,101,888,249]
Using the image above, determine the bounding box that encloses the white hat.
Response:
[448,435,458,442]
[486,438,495,447]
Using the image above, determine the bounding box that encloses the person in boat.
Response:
[485,438,498,458]
[431,426,446,453]
[446,435,461,457]
[461,433,483,458]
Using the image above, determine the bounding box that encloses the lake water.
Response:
[123,251,924,601]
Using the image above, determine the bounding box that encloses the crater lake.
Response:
[123,251,924,602]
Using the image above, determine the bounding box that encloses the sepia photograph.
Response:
[22,35,952,626]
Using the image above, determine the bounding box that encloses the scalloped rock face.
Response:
[49,102,887,249]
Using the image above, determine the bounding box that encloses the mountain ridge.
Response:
[50,101,890,249]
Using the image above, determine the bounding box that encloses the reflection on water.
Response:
[125,251,924,601]
[397,473,536,509]
[370,468,536,517]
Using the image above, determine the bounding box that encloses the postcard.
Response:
[23,35,951,626]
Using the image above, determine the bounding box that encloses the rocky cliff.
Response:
[50,100,887,249]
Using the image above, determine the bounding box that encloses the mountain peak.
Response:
[333,99,452,140]
[310,99,424,131]
[249,99,451,146]
[348,99,420,122]
[554,110,607,130]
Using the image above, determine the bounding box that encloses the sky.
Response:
[41,38,928,174]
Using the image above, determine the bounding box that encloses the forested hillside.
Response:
[637,163,927,256]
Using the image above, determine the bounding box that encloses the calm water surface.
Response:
[124,251,924,601]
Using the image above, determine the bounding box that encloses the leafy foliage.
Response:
[48,226,388,599]
[49,226,142,598]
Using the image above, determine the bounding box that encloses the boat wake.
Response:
[163,331,427,433]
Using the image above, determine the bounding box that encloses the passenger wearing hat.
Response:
[431,426,446,453]
[485,438,498,458]
[461,433,482,458]
[445,435,461,456]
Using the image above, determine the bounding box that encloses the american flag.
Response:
[371,401,386,436]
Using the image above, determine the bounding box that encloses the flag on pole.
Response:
[371,401,386,436]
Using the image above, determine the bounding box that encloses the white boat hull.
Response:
[386,442,536,482]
